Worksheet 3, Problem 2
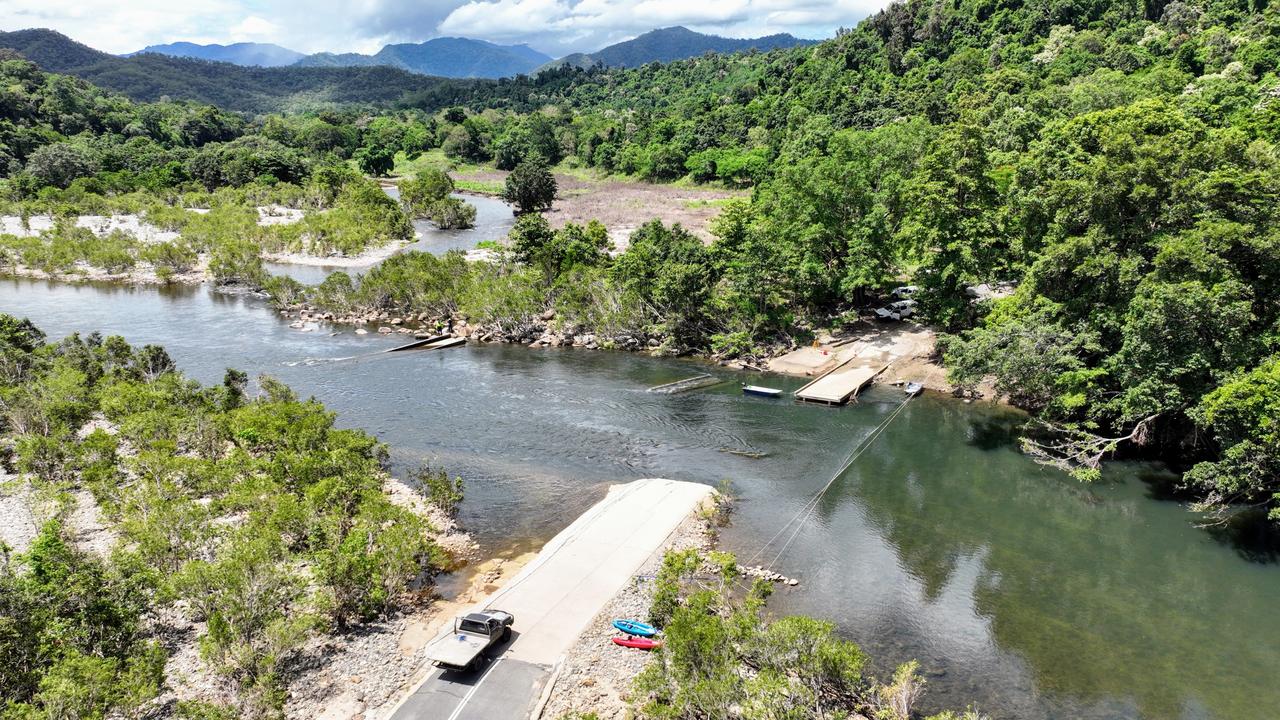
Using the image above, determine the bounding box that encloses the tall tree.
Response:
[502,159,557,214]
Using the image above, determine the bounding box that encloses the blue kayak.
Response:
[612,619,657,637]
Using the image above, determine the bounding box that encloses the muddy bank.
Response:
[767,324,950,390]
[444,167,744,245]
[263,237,418,269]
[764,322,1001,399]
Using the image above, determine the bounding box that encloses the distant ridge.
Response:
[128,41,304,67]
[0,26,823,112]
[0,29,474,113]
[540,26,817,72]
[293,37,552,79]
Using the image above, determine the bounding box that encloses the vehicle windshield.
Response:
[459,618,489,634]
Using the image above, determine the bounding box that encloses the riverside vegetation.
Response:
[0,315,456,718]
[632,549,985,720]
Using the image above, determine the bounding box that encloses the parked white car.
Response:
[891,285,919,299]
[875,299,917,321]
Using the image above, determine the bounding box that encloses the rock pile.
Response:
[282,305,662,353]
[737,564,800,586]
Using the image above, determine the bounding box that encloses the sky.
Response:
[0,0,890,57]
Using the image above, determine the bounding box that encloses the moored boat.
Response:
[904,381,923,396]
[742,384,783,398]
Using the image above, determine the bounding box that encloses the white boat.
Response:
[742,384,783,398]
[904,381,923,396]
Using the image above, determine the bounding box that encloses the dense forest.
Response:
[500,0,1280,526]
[2,0,1279,555]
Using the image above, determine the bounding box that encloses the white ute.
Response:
[424,610,514,671]
[875,299,917,321]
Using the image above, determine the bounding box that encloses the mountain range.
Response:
[542,26,816,71]
[290,37,551,79]
[128,41,304,67]
[124,27,813,79]
[0,29,456,113]
[0,26,816,113]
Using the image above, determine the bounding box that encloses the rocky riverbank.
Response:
[277,303,987,402]
[0,260,210,286]
[282,304,661,353]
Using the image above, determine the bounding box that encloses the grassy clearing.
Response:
[454,179,505,195]
[388,150,488,180]
[682,197,736,209]
[550,161,620,183]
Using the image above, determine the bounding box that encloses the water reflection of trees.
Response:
[823,399,1280,720]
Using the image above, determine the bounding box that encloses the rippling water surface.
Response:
[3,277,1278,720]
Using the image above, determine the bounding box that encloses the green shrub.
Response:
[427,196,476,229]
[413,464,464,516]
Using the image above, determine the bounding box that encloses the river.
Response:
[3,263,1279,718]
[261,192,516,284]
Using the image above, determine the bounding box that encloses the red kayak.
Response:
[612,636,662,650]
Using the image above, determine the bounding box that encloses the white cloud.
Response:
[1,0,892,57]
[230,15,280,40]
[439,0,571,39]
[1,0,240,53]
[438,0,884,53]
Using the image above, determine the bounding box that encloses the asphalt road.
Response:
[389,656,549,720]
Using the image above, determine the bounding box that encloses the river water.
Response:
[262,192,515,284]
[4,255,1280,718]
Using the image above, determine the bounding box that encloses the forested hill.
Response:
[0,29,496,113]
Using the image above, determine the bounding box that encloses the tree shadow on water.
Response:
[1137,467,1188,502]
[1135,468,1280,564]
[965,416,1024,451]
[1204,508,1280,565]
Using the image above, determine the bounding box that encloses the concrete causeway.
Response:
[384,478,714,720]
